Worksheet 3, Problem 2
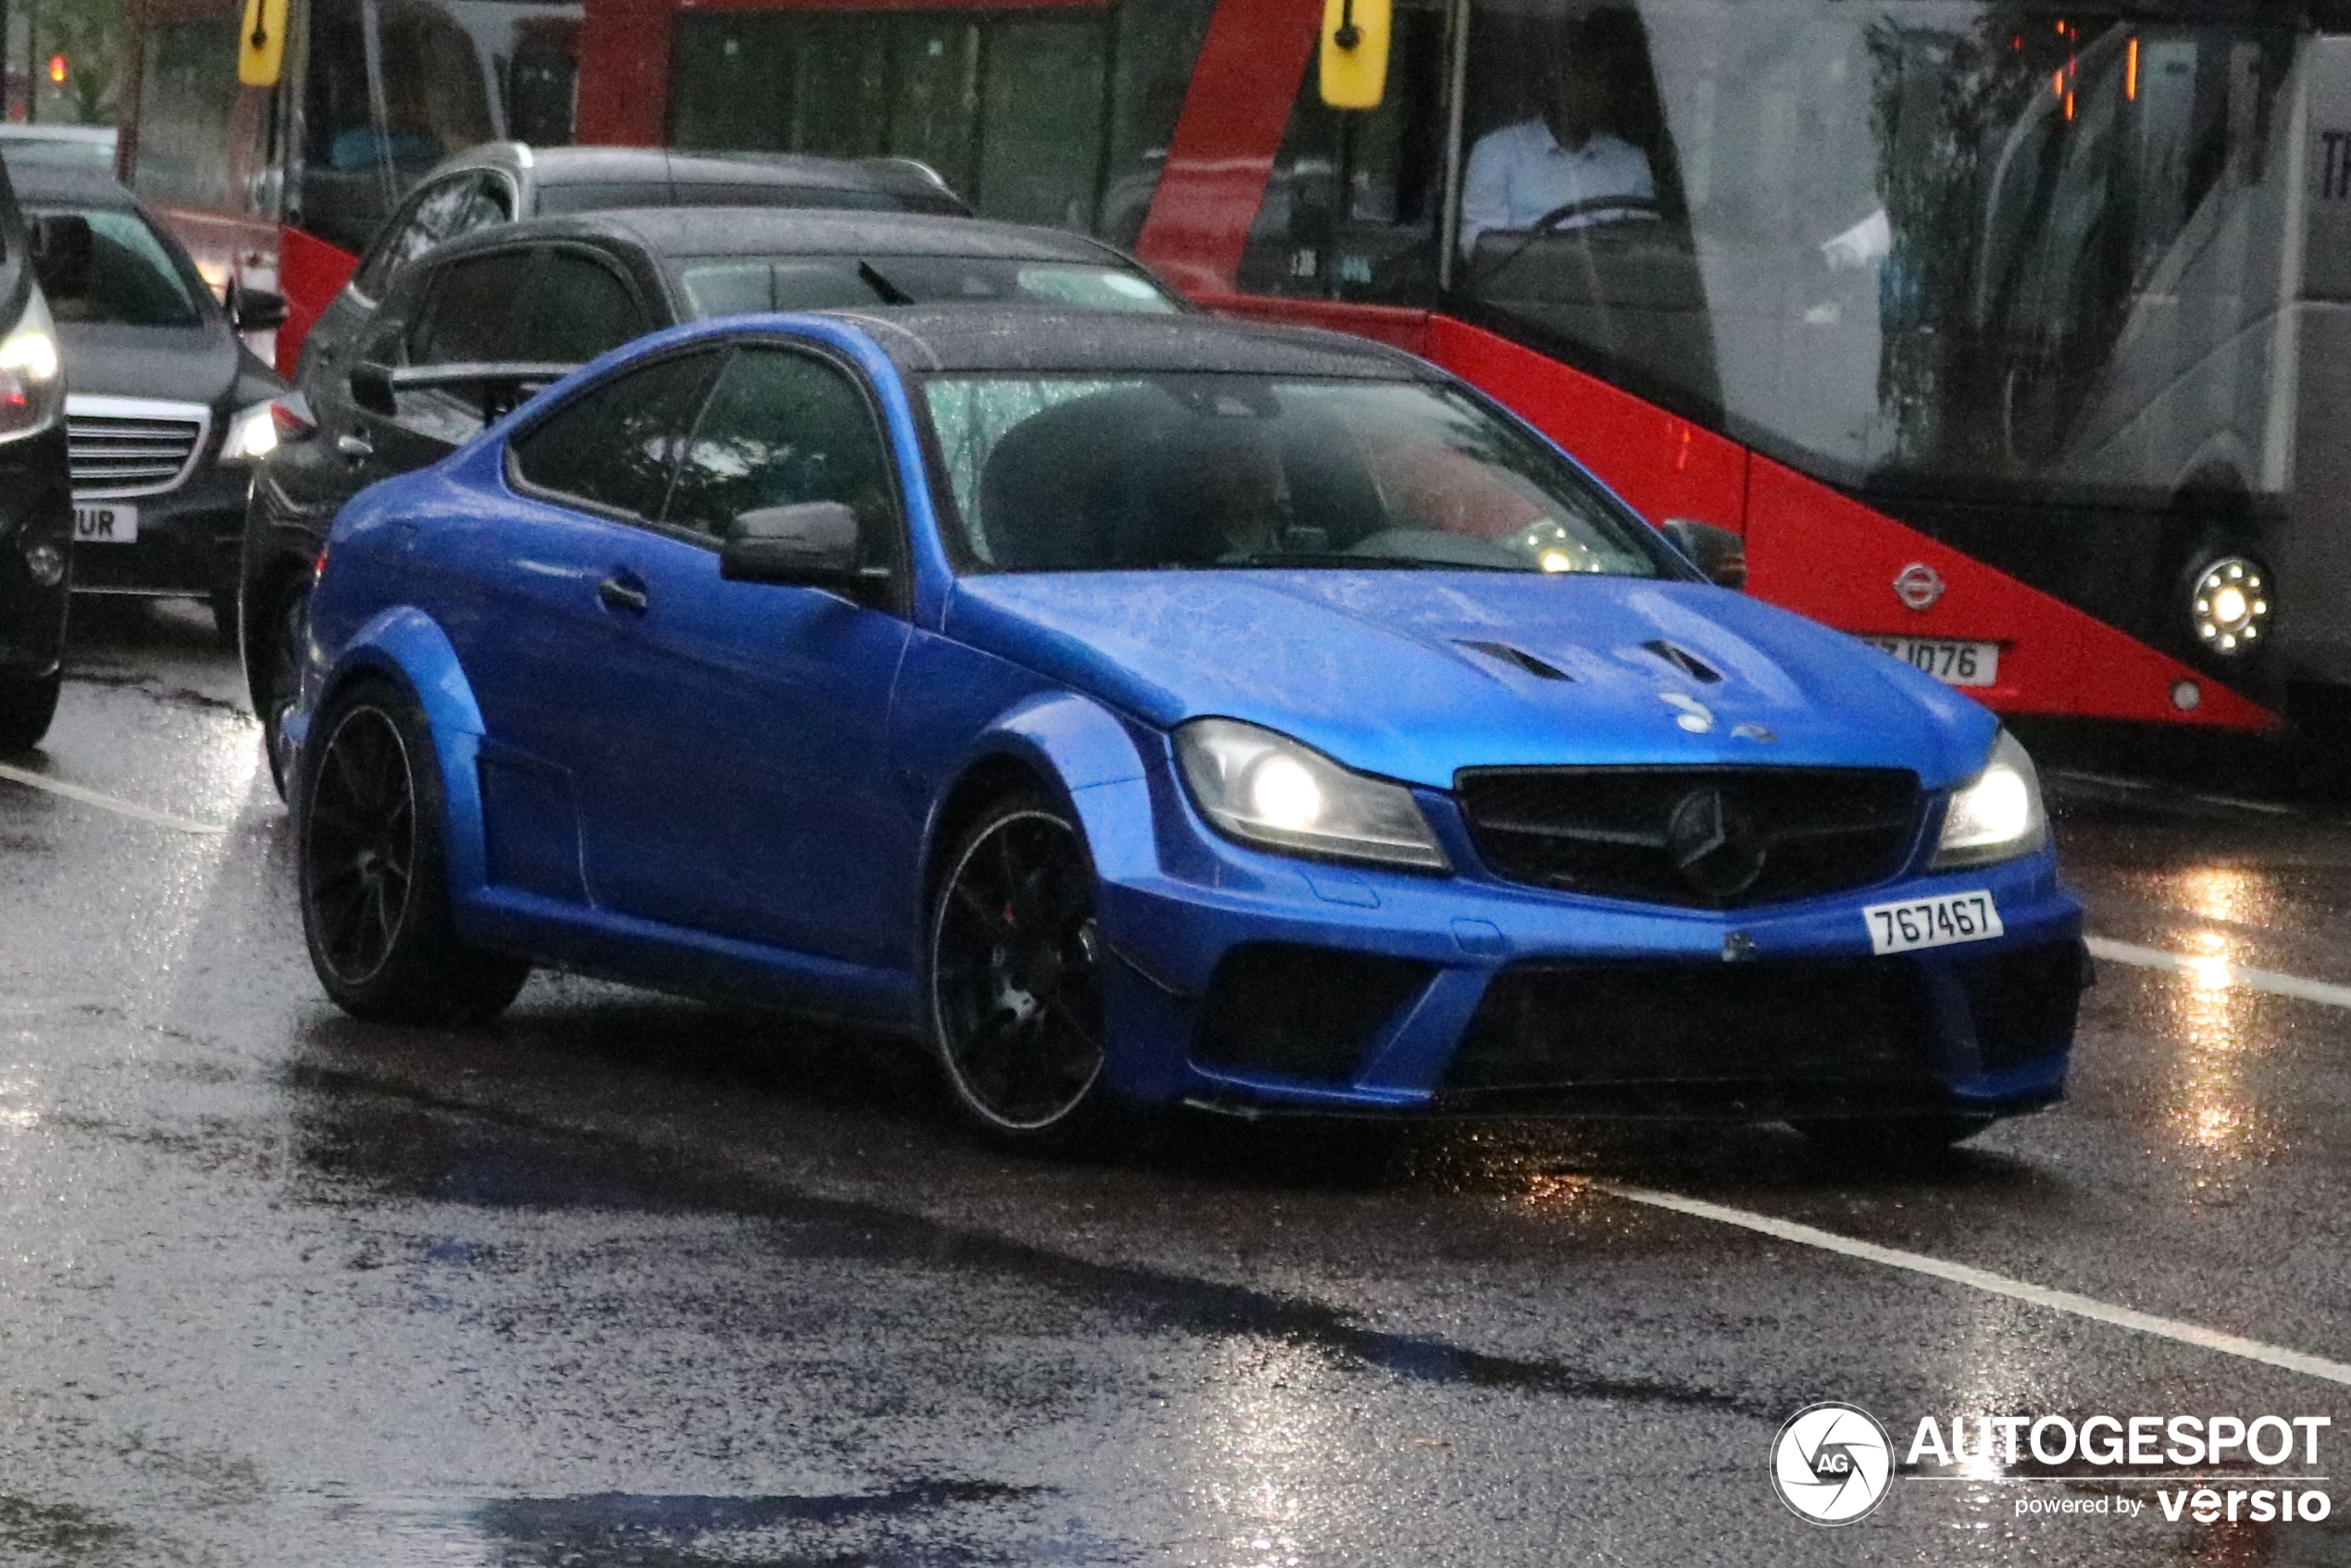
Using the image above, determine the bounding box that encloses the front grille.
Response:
[1447,957,1936,1109]
[1456,766,1922,908]
[1195,943,1435,1083]
[66,397,207,497]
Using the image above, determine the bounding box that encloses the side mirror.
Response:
[349,362,396,417]
[28,214,93,300]
[721,502,881,593]
[1660,517,1748,591]
[230,283,288,332]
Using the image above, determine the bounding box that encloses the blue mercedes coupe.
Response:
[287,307,2085,1150]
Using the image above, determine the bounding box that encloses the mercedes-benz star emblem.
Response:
[1771,1402,1894,1525]
[1893,562,1945,612]
[1665,787,1767,900]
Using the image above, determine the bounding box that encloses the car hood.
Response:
[57,322,245,408]
[945,571,1999,790]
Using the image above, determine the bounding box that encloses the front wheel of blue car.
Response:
[297,678,530,1027]
[928,793,1112,1141]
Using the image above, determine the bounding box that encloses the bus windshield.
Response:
[1448,1,2295,498]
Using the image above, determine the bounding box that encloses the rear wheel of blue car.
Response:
[928,793,1111,1141]
[297,678,530,1027]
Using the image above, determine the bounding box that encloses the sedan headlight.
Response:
[0,289,64,442]
[1176,717,1449,872]
[218,399,280,464]
[1931,728,2046,868]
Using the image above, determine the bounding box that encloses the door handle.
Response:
[334,432,373,462]
[597,572,650,614]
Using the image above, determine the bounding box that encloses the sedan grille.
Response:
[66,396,208,497]
[1455,765,1922,908]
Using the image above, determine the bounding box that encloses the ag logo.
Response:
[1772,1401,1894,1525]
[1893,562,1945,612]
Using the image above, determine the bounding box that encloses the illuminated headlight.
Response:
[1932,728,2046,869]
[218,399,280,465]
[0,290,64,442]
[2189,556,2270,657]
[1176,717,1449,871]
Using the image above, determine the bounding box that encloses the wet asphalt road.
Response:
[6,603,2351,1565]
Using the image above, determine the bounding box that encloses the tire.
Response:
[208,591,240,651]
[927,788,1115,1143]
[296,677,529,1025]
[257,584,308,801]
[0,671,61,753]
[1795,1114,1992,1166]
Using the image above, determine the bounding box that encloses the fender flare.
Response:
[312,605,491,895]
[921,689,1160,897]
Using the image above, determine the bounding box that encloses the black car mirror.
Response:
[349,362,396,417]
[28,214,93,300]
[1660,517,1748,591]
[230,283,288,332]
[721,502,873,591]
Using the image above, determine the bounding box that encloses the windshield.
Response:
[920,373,1668,575]
[1449,1,2295,496]
[678,255,1180,317]
[24,206,204,328]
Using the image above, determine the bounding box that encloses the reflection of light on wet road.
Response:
[2178,866,2261,927]
[1194,1342,1325,1568]
[2158,926,2277,1177]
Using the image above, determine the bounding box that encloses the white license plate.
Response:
[72,503,139,544]
[1866,636,1999,688]
[1862,890,2004,955]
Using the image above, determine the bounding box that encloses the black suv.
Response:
[0,160,70,751]
[297,144,970,391]
[242,205,1179,788]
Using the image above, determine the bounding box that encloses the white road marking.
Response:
[1599,1183,2351,1388]
[2087,935,2351,1012]
[0,761,226,835]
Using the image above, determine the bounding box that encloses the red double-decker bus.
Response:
[122,0,2351,732]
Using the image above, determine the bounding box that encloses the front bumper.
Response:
[0,424,73,678]
[1080,754,2084,1121]
[69,462,250,602]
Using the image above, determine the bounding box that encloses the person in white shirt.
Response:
[1460,43,1655,257]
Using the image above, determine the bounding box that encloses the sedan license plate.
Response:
[1862,890,2004,956]
[72,502,139,544]
[1866,636,1998,688]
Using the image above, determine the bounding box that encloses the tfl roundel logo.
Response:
[1772,1402,1895,1525]
[1893,563,1946,612]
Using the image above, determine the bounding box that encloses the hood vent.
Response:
[1459,641,1574,681]
[1643,640,1722,683]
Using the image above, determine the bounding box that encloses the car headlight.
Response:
[1931,728,2046,869]
[1176,717,1449,872]
[0,289,64,443]
[218,398,280,464]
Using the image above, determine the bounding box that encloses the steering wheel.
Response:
[1466,193,1668,287]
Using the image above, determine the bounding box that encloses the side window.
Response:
[354,175,481,300]
[453,179,515,239]
[526,252,651,364]
[409,249,541,364]
[510,354,724,518]
[663,347,899,567]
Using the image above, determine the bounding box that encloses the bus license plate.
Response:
[1862,890,2003,956]
[1867,636,1998,688]
[73,503,139,544]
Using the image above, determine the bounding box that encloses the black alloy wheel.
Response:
[260,586,307,799]
[929,794,1111,1139]
[297,678,529,1025]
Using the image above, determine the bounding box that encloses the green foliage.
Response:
[45,0,123,123]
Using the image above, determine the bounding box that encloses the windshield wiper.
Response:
[1218,552,1527,572]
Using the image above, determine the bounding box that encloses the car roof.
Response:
[815,306,1438,379]
[5,166,143,209]
[428,207,1140,269]
[426,143,965,208]
[0,124,115,142]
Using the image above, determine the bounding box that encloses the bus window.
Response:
[293,0,385,252]
[1235,0,1450,304]
[131,16,256,214]
[670,0,1215,241]
[375,0,499,177]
